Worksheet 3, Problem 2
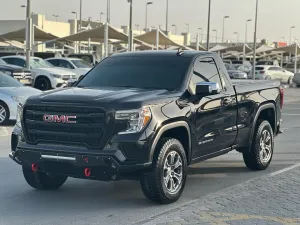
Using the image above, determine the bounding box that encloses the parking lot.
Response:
[0,87,299,225]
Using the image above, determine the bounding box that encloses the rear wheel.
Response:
[22,166,68,190]
[243,120,274,170]
[0,102,9,125]
[140,138,187,204]
[34,77,51,91]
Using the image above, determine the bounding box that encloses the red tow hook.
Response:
[84,168,91,177]
[31,163,38,172]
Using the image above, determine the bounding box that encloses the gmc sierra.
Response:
[10,50,283,204]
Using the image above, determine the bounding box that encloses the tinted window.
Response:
[58,60,74,69]
[191,57,222,86]
[14,58,26,67]
[71,59,92,68]
[269,67,278,71]
[77,56,191,90]
[0,72,22,87]
[255,67,265,71]
[0,59,6,65]
[30,58,54,69]
[225,63,236,70]
[47,59,59,67]
[2,58,15,65]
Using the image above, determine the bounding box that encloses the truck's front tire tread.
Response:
[140,138,187,204]
[243,120,274,170]
[22,166,68,190]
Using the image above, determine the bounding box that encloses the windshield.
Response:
[0,72,22,87]
[0,59,6,65]
[255,67,265,71]
[71,59,92,68]
[30,58,54,69]
[77,56,191,90]
[225,63,236,70]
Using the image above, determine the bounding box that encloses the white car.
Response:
[250,65,294,84]
[46,58,92,78]
[1,56,77,91]
[0,72,41,125]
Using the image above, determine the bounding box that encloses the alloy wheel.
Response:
[0,105,6,124]
[259,129,272,163]
[163,151,183,194]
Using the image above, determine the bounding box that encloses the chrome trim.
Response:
[41,155,76,161]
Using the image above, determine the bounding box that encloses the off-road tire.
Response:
[140,138,187,204]
[22,166,68,190]
[243,120,274,170]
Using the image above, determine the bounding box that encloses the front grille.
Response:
[13,72,32,79]
[22,105,111,149]
[62,75,77,81]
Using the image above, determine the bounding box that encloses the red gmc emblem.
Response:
[43,115,77,124]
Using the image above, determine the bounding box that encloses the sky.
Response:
[1,0,300,43]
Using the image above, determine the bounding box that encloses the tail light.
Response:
[260,71,265,74]
[280,86,284,109]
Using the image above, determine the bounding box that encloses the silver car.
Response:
[0,72,41,125]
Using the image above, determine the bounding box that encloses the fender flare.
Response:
[248,102,276,149]
[149,121,192,163]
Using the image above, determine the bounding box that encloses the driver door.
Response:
[191,57,237,159]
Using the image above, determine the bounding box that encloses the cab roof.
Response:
[110,50,212,58]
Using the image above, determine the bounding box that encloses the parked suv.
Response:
[1,56,77,90]
[0,58,32,86]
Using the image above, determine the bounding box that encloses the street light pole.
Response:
[172,24,177,34]
[185,24,189,33]
[104,0,110,57]
[289,26,295,45]
[222,16,229,43]
[206,0,211,51]
[128,0,133,52]
[233,32,239,43]
[165,0,169,35]
[243,19,252,62]
[198,28,203,43]
[213,29,218,43]
[252,0,258,80]
[25,0,31,69]
[145,2,153,31]
[72,11,78,20]
[78,0,82,53]
[100,12,104,23]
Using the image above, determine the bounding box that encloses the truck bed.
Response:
[232,79,281,94]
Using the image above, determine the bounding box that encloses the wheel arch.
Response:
[149,121,192,165]
[248,102,276,151]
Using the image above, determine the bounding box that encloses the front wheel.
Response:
[140,138,187,204]
[34,77,51,91]
[243,120,274,170]
[22,166,68,190]
[0,102,9,125]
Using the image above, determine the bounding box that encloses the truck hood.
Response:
[33,87,178,109]
[32,67,76,75]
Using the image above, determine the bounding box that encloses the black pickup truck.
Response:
[10,50,283,204]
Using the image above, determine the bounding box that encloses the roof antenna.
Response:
[177,48,184,56]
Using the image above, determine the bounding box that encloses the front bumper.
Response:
[10,128,152,180]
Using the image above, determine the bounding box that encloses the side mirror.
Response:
[193,82,221,96]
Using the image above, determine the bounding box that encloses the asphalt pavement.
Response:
[1,87,300,225]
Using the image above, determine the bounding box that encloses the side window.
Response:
[48,59,58,66]
[58,60,74,69]
[2,58,14,65]
[14,58,26,67]
[268,67,275,71]
[191,57,222,87]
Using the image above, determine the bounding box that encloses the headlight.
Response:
[11,96,22,102]
[50,73,61,78]
[16,103,23,127]
[2,70,12,76]
[115,107,152,134]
